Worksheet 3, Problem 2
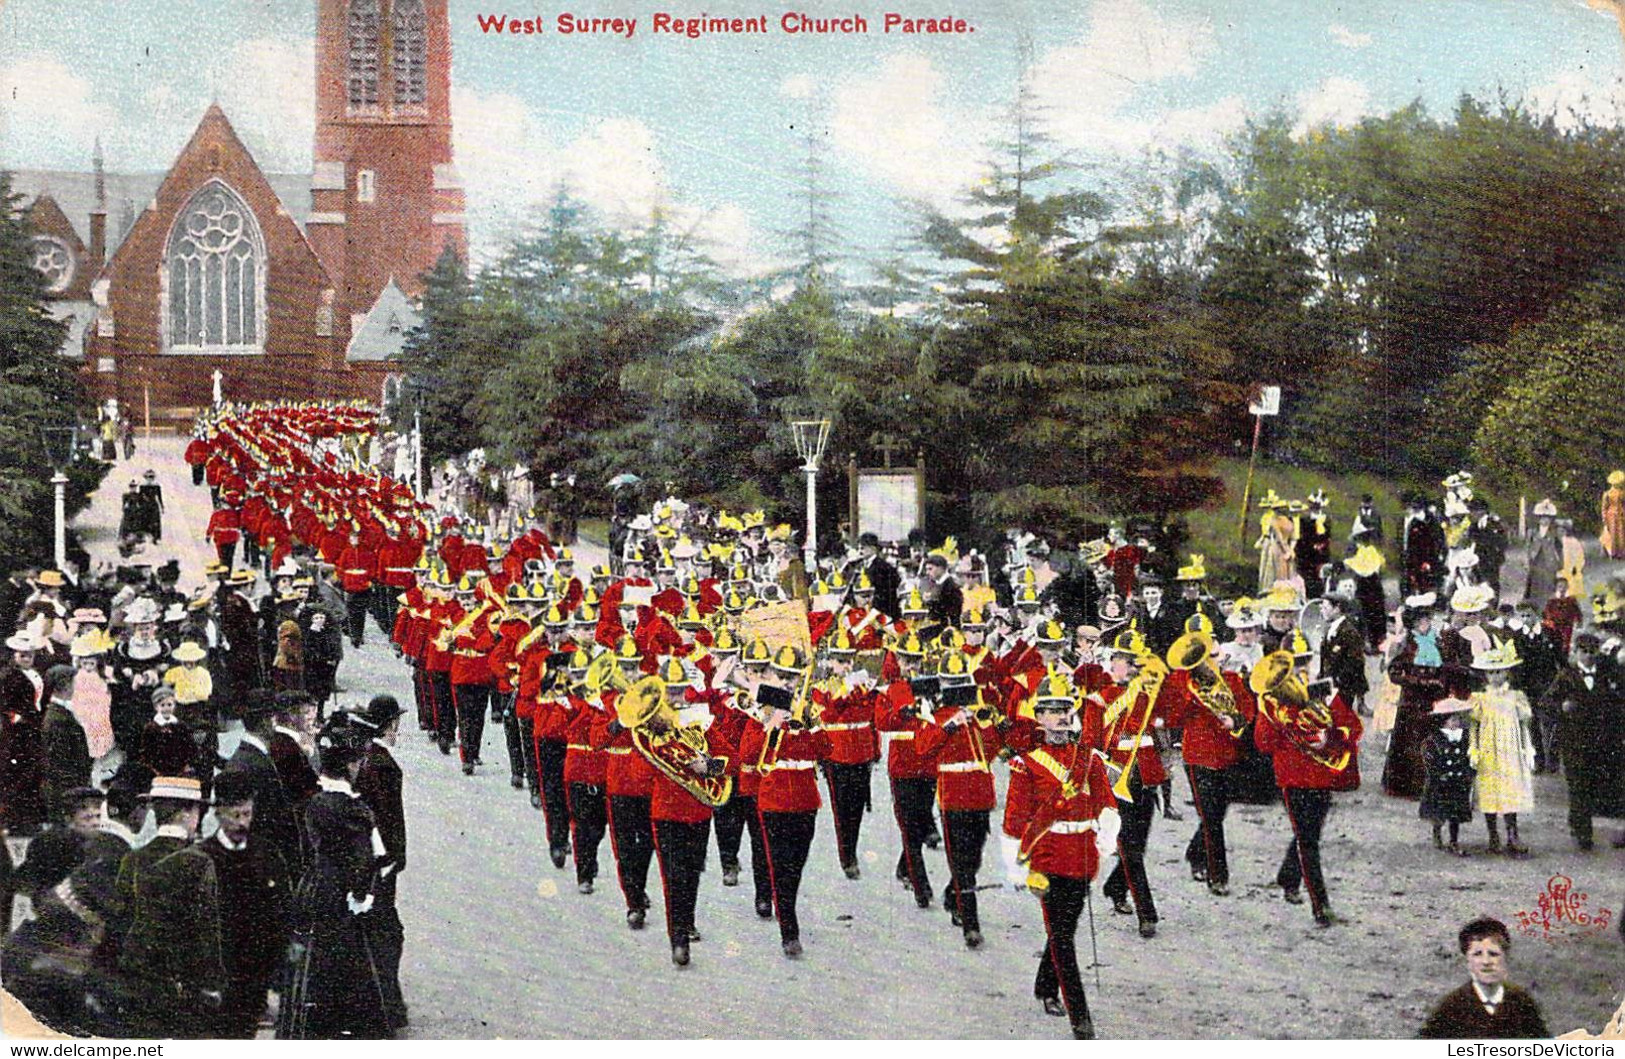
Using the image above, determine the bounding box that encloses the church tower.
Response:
[309,0,465,338]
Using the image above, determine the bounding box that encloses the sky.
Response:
[3,0,1623,275]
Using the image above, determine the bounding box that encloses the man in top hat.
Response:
[1539,633,1625,851]
[1295,491,1333,600]
[11,786,105,906]
[220,568,263,702]
[923,552,963,631]
[1349,494,1383,545]
[1319,591,1370,713]
[197,768,290,1038]
[858,533,902,622]
[354,693,409,1031]
[1402,495,1446,596]
[1467,498,1509,596]
[116,775,225,1038]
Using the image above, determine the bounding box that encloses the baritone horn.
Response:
[1247,650,1350,772]
[617,676,733,806]
[1109,654,1168,801]
[1166,630,1245,739]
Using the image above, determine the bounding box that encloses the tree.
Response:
[0,174,105,567]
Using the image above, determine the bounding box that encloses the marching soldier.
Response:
[592,637,658,928]
[817,631,880,878]
[875,633,936,908]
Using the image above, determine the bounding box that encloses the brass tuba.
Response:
[1167,631,1245,739]
[1106,654,1169,801]
[617,676,734,806]
[1248,650,1350,772]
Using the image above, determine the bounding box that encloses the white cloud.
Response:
[1292,76,1373,137]
[210,38,317,172]
[1028,0,1228,156]
[0,52,116,167]
[828,53,991,209]
[780,74,816,101]
[1525,71,1625,130]
[1328,23,1373,49]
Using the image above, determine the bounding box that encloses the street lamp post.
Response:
[790,419,832,573]
[404,379,426,497]
[40,425,79,571]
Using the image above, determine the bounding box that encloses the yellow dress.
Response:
[1468,686,1533,814]
[164,664,213,706]
[1560,536,1586,599]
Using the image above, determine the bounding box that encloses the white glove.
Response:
[1096,807,1122,855]
[346,892,375,915]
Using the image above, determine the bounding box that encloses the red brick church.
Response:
[12,0,465,421]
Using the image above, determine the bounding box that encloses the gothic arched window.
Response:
[348,0,381,110]
[164,181,265,352]
[392,0,427,107]
[29,236,75,294]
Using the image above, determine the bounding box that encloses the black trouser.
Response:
[891,775,936,902]
[517,716,540,793]
[412,663,431,730]
[243,536,262,572]
[654,818,711,944]
[824,761,871,869]
[431,671,455,746]
[451,682,489,766]
[761,809,817,943]
[371,584,398,639]
[569,782,607,884]
[1102,766,1158,923]
[191,463,206,486]
[608,794,654,912]
[536,740,571,855]
[1035,874,1094,1033]
[361,903,407,1029]
[215,970,270,1038]
[498,694,525,782]
[1279,787,1333,916]
[941,808,989,936]
[216,539,237,570]
[345,590,370,647]
[713,789,747,871]
[1184,764,1232,886]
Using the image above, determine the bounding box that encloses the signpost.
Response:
[1237,385,1281,546]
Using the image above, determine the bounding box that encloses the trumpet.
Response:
[1106,655,1168,801]
[616,675,733,806]
[1248,651,1349,772]
[1167,630,1246,739]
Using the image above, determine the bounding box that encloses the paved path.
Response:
[44,440,1625,1040]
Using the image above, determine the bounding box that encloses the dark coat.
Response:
[355,742,406,905]
[866,556,903,621]
[224,739,303,888]
[139,720,196,778]
[40,700,92,811]
[926,576,963,629]
[270,730,321,810]
[118,841,225,1039]
[1540,663,1625,819]
[276,789,390,1040]
[1320,617,1369,700]
[1419,981,1549,1039]
[219,592,263,700]
[1382,636,1449,798]
[13,826,90,900]
[197,832,290,1020]
[0,665,46,832]
[1419,730,1475,824]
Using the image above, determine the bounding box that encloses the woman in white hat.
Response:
[1522,500,1562,605]
[69,631,117,777]
[110,598,168,755]
[1,630,49,833]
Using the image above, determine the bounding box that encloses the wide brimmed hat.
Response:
[140,776,205,803]
[1610,470,1625,487]
[171,642,207,663]
[1450,583,1495,614]
[71,607,107,624]
[5,630,46,652]
[1431,696,1473,715]
[33,570,66,588]
[1532,498,1558,518]
[1472,638,1522,671]
[227,568,256,586]
[354,693,407,730]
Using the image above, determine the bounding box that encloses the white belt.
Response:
[889,731,915,741]
[567,744,591,752]
[823,722,868,732]
[1116,737,1155,750]
[606,747,632,756]
[768,760,817,771]
[1048,820,1098,835]
[939,761,989,774]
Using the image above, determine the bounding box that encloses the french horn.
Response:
[1166,630,1245,739]
[1248,650,1350,772]
[617,676,733,806]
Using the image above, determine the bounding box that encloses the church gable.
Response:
[346,278,421,362]
[24,195,91,300]
[97,104,337,359]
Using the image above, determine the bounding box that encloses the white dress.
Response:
[1468,685,1534,814]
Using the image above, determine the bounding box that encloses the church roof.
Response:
[346,279,422,362]
[8,167,312,260]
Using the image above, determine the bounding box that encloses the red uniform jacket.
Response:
[1168,668,1256,772]
[817,684,880,765]
[488,616,531,696]
[424,602,460,675]
[1082,679,1174,788]
[563,695,608,786]
[914,706,1002,811]
[337,544,376,593]
[751,726,830,814]
[1254,691,1361,791]
[449,610,496,686]
[1006,743,1118,882]
[590,693,657,798]
[206,507,241,546]
[874,679,934,780]
[649,722,734,825]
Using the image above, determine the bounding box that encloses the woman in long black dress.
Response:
[1383,602,1450,798]
[277,713,391,1040]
